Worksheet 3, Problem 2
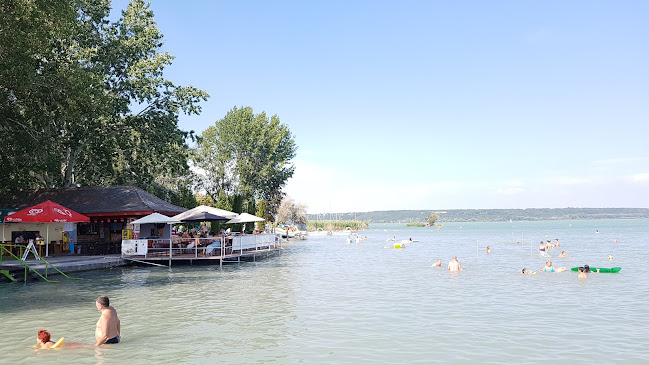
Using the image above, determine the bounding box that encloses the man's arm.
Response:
[95,314,108,346]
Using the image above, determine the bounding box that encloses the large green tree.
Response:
[0,0,208,206]
[193,106,297,215]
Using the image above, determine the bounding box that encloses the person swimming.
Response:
[431,259,442,267]
[538,241,547,256]
[558,251,568,258]
[35,330,55,349]
[542,260,556,272]
[486,245,491,254]
[577,267,588,279]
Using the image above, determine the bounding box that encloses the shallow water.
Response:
[1,219,648,364]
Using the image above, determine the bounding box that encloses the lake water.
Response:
[1,219,648,364]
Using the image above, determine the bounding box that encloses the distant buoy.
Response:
[609,255,613,261]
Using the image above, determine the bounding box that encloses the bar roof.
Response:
[0,186,187,217]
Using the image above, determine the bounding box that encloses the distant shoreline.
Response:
[308,208,649,223]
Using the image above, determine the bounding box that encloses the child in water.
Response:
[577,267,588,279]
[35,330,55,349]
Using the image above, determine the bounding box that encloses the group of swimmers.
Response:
[431,256,463,271]
[537,238,561,256]
[346,234,368,245]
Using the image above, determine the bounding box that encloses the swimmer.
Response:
[542,260,556,272]
[554,238,560,247]
[558,251,568,258]
[431,259,442,267]
[577,267,588,279]
[447,256,463,272]
[35,330,55,349]
[583,264,600,273]
[522,268,528,274]
[95,296,121,346]
[538,241,547,256]
[486,245,491,254]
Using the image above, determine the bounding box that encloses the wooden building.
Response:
[1,186,186,255]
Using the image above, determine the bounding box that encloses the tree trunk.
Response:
[62,145,83,188]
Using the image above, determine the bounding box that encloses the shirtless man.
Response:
[95,296,121,346]
[447,256,462,271]
[431,259,442,267]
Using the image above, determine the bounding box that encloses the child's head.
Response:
[37,329,50,343]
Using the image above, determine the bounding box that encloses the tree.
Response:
[193,106,297,215]
[0,0,208,207]
[276,196,307,225]
[426,213,440,226]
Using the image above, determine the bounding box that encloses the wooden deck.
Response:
[122,246,282,266]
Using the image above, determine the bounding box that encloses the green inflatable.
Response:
[570,267,621,273]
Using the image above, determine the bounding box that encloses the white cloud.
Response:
[284,161,649,212]
[628,173,649,184]
[555,177,592,185]
[592,157,649,167]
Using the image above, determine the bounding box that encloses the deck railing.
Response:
[121,234,279,261]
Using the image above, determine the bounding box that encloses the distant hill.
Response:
[307,208,649,223]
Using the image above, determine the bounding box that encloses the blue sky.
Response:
[112,0,648,213]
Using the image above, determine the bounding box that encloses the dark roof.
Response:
[0,186,187,217]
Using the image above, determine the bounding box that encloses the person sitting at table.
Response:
[35,233,43,242]
[15,234,25,244]
[204,239,222,256]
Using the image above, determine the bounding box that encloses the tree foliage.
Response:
[0,0,208,207]
[426,213,439,226]
[193,106,297,215]
[275,196,307,225]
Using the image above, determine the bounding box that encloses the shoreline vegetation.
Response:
[307,208,649,224]
[306,220,370,231]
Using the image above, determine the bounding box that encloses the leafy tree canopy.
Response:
[193,106,297,215]
[0,0,208,207]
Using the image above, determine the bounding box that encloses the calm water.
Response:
[1,219,648,364]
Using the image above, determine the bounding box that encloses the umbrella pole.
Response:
[46,223,49,257]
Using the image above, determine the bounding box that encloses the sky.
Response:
[112,0,648,213]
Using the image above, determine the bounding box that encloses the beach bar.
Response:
[0,186,186,255]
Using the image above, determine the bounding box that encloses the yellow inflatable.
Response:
[51,337,64,349]
[394,243,404,248]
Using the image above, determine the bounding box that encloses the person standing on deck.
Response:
[95,296,121,346]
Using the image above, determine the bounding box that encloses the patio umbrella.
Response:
[226,213,265,224]
[131,213,180,225]
[4,200,89,256]
[172,205,238,221]
[1,208,16,242]
[175,211,229,223]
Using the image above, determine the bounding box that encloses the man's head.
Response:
[96,295,110,309]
